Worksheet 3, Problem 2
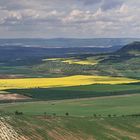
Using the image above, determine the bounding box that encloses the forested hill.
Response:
[117,42,140,54]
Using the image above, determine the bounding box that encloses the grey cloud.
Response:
[0,0,28,10]
[0,8,64,27]
[101,0,123,11]
[78,0,102,5]
[79,0,123,10]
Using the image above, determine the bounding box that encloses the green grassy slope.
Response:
[0,114,140,140]
[1,94,140,116]
[1,52,139,79]
[95,42,140,79]
[0,50,140,79]
[0,94,140,140]
[95,56,140,79]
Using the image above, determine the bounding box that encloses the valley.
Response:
[0,40,140,140]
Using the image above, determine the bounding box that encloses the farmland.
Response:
[0,94,140,140]
[0,116,27,140]
[0,114,140,140]
[6,83,140,101]
[1,47,140,79]
[44,57,98,65]
[1,94,140,116]
[0,75,139,91]
[0,41,140,140]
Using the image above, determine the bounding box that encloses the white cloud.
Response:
[0,0,139,38]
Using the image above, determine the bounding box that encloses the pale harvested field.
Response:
[0,117,27,140]
[0,94,31,100]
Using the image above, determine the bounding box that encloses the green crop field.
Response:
[0,114,140,140]
[0,94,140,140]
[1,94,140,116]
[6,83,140,101]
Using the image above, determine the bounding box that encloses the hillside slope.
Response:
[0,41,139,78]
[117,42,140,55]
[95,42,140,78]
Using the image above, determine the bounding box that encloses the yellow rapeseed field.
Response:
[43,58,97,65]
[62,60,96,65]
[42,58,62,61]
[0,75,139,90]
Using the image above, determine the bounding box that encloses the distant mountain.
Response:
[0,38,140,48]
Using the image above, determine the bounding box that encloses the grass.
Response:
[50,83,140,92]
[95,55,140,79]
[0,43,140,139]
[0,53,140,139]
[6,83,140,101]
[1,94,140,116]
[1,114,140,140]
[0,93,140,140]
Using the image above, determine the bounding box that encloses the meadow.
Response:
[1,94,140,116]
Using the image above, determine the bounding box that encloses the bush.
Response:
[15,110,23,115]
[65,112,69,116]
[108,114,111,117]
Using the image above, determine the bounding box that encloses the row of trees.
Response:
[14,111,140,118]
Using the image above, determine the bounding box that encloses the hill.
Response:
[117,41,140,55]
[95,42,140,79]
[0,41,140,78]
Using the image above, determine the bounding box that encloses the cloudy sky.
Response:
[0,0,139,38]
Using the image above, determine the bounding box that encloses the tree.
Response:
[66,112,69,116]
[15,110,23,115]
[108,114,111,117]
[113,114,116,117]
[44,112,47,119]
[53,113,56,117]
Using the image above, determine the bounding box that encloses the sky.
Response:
[0,0,139,38]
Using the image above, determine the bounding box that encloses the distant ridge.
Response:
[117,42,140,54]
[0,38,140,48]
